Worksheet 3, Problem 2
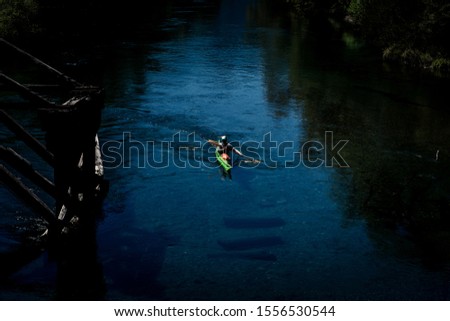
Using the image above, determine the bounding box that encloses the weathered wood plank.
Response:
[0,38,81,87]
[0,146,56,197]
[0,73,57,108]
[0,164,57,226]
[94,134,104,177]
[0,109,55,166]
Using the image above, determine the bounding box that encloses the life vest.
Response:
[217,142,231,154]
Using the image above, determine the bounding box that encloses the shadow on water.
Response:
[223,216,286,229]
[52,219,106,300]
[99,226,171,299]
[218,235,284,251]
[0,220,104,300]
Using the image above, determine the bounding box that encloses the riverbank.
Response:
[285,0,450,75]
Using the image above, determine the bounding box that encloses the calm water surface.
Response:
[1,0,450,300]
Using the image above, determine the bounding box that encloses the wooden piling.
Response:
[0,39,107,233]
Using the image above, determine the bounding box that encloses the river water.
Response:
[1,0,450,300]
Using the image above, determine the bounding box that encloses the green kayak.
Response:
[215,150,232,171]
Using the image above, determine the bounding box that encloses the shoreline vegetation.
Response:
[1,0,449,75]
[0,0,172,44]
[285,0,450,75]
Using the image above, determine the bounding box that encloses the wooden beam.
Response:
[0,73,57,108]
[0,109,55,166]
[23,84,64,95]
[0,38,82,87]
[94,134,104,177]
[0,164,57,226]
[0,146,56,197]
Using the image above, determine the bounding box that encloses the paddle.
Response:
[206,138,262,164]
[206,139,219,146]
[240,154,262,164]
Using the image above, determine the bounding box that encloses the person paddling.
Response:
[208,135,245,163]
[207,135,260,179]
[207,135,240,179]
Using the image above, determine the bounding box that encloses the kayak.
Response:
[215,150,232,171]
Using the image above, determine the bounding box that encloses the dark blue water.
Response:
[1,0,450,300]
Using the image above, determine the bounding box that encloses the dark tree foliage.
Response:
[0,0,172,41]
[287,0,450,72]
[286,0,344,18]
[0,0,40,39]
[38,0,170,36]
